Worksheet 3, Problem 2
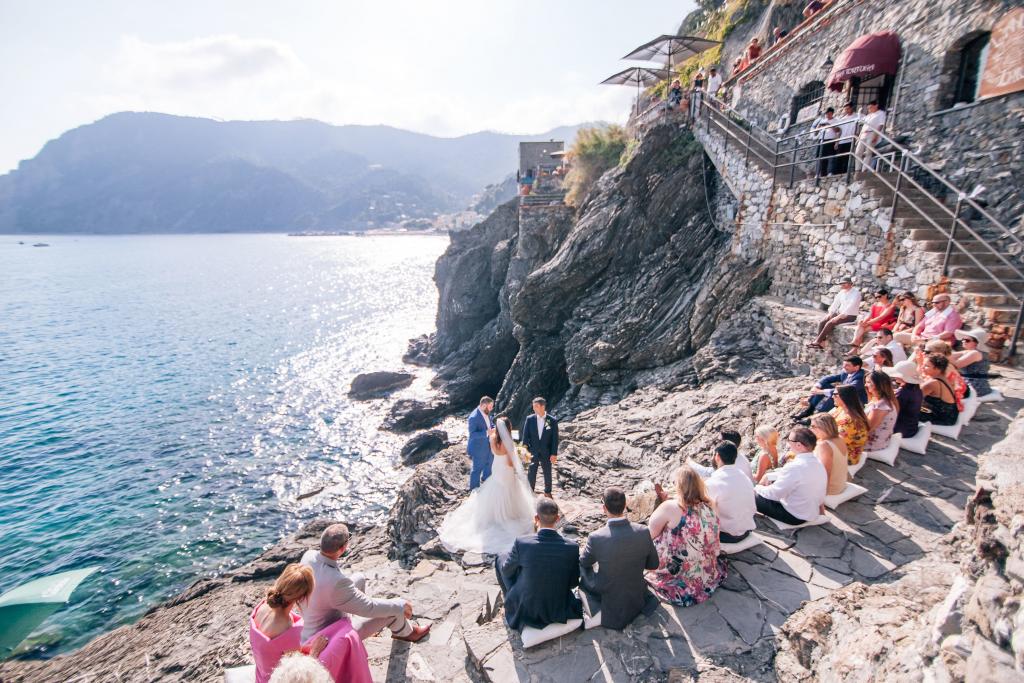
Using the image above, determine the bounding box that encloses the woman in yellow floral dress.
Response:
[830,384,870,466]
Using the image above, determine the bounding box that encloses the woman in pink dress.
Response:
[249,563,372,683]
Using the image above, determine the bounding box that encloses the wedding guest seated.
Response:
[917,340,968,407]
[647,466,726,606]
[919,354,959,426]
[751,426,780,483]
[890,291,925,340]
[861,328,906,368]
[754,427,827,526]
[497,498,582,630]
[301,524,429,645]
[885,360,924,438]
[268,653,333,683]
[250,564,323,683]
[792,355,866,419]
[896,293,961,345]
[808,276,861,350]
[849,288,897,350]
[804,0,826,19]
[809,414,847,498]
[864,370,899,452]
[579,487,660,630]
[719,429,755,482]
[952,328,994,397]
[703,442,757,543]
[830,384,870,467]
[867,346,894,372]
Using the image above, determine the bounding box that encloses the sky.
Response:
[0,0,695,173]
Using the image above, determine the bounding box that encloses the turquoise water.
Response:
[0,234,447,656]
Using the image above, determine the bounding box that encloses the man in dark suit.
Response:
[579,487,660,630]
[521,397,558,497]
[495,498,582,630]
[792,355,867,419]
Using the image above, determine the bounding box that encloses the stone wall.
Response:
[727,0,1024,230]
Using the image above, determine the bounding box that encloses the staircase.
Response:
[520,190,567,207]
[690,95,1024,356]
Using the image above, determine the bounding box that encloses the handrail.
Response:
[690,95,1024,353]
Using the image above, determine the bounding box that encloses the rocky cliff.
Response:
[413,123,773,423]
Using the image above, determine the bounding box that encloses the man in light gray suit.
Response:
[300,524,430,643]
[579,487,660,630]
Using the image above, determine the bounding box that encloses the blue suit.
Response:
[807,367,867,413]
[467,407,493,490]
[496,529,582,630]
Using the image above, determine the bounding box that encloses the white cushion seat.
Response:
[900,423,931,454]
[224,665,256,683]
[769,513,831,531]
[865,433,902,466]
[848,453,868,477]
[930,410,967,440]
[961,395,980,425]
[977,390,1003,403]
[719,533,765,555]
[824,482,868,509]
[521,619,583,648]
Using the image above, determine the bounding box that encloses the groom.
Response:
[467,396,494,490]
[522,397,558,497]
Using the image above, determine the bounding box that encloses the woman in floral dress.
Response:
[647,465,726,606]
[830,384,870,466]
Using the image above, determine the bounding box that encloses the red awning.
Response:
[827,32,901,91]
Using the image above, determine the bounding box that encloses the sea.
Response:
[0,233,449,656]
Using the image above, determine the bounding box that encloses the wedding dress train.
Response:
[438,420,535,555]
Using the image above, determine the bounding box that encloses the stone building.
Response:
[518,140,565,178]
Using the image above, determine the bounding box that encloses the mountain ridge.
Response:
[0,112,593,234]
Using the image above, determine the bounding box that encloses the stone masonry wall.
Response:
[728,0,1024,230]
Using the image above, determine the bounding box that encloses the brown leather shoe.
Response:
[392,623,431,643]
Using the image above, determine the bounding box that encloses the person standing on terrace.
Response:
[830,103,858,175]
[811,107,839,178]
[855,100,887,171]
[808,276,861,350]
[706,67,723,99]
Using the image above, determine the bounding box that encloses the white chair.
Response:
[824,482,868,509]
[224,665,256,683]
[769,513,831,531]
[719,533,766,555]
[930,411,967,440]
[977,389,1004,403]
[866,433,902,466]
[521,619,583,648]
[900,423,931,454]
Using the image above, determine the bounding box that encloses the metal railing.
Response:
[692,95,1024,354]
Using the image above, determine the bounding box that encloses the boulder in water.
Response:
[399,430,450,466]
[348,371,414,399]
[381,398,450,432]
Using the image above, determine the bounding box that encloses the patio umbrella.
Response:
[601,66,675,114]
[0,567,97,658]
[622,34,722,76]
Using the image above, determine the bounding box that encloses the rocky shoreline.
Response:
[3,368,1021,682]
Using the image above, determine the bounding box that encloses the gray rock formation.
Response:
[398,429,450,466]
[347,370,414,399]
[381,398,450,433]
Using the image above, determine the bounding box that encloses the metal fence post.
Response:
[745,128,752,168]
[941,197,962,276]
[1011,301,1024,357]
[888,154,907,228]
[789,143,797,188]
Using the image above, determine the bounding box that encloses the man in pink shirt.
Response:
[910,293,962,344]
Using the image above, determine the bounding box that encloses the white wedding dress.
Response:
[438,420,535,554]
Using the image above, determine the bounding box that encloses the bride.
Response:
[438,415,535,555]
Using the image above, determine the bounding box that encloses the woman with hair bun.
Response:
[250,563,322,683]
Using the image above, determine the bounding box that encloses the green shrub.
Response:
[564,125,629,206]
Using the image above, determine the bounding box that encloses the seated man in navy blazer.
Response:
[495,498,582,631]
[793,355,867,419]
[521,397,559,497]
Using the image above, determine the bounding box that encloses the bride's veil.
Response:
[496,418,526,477]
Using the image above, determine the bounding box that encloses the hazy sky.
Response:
[0,1,695,173]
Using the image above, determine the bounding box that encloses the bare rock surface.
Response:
[399,429,450,466]
[348,371,415,399]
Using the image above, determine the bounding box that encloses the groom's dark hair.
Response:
[532,397,547,406]
[479,396,494,406]
[536,498,560,526]
[603,487,627,515]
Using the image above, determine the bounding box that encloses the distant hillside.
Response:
[0,113,588,233]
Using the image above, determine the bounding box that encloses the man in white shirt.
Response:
[810,107,839,177]
[829,102,858,175]
[809,276,861,349]
[855,100,887,171]
[754,428,827,525]
[861,328,908,368]
[703,442,757,543]
[706,67,723,99]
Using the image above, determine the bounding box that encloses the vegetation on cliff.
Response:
[563,124,629,206]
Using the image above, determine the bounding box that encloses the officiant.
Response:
[521,397,559,498]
